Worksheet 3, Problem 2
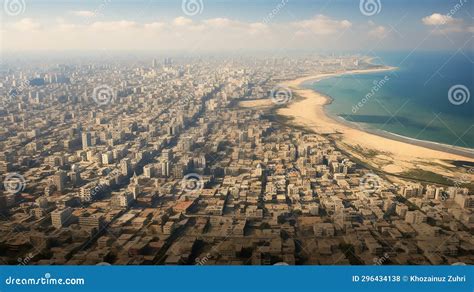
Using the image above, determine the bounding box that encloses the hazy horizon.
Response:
[1,0,473,53]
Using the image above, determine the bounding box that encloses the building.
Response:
[143,165,154,178]
[120,158,131,176]
[82,132,92,150]
[79,214,105,229]
[53,170,67,193]
[163,221,175,235]
[405,210,427,225]
[51,207,72,228]
[111,192,134,208]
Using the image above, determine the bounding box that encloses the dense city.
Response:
[0,55,472,266]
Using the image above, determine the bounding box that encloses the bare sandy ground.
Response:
[277,68,474,176]
[239,99,274,108]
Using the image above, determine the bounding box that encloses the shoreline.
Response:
[324,103,474,159]
[279,67,474,170]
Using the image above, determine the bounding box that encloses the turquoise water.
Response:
[309,52,474,149]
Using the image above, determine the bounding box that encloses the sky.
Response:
[0,0,473,53]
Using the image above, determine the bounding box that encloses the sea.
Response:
[307,51,474,150]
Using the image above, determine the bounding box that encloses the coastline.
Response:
[278,67,474,174]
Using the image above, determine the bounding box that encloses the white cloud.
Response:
[144,22,166,30]
[368,25,388,39]
[0,15,359,51]
[203,18,233,27]
[247,22,269,35]
[422,13,458,26]
[292,15,351,36]
[2,14,468,52]
[90,21,138,31]
[201,18,268,35]
[71,10,96,18]
[173,17,193,26]
[421,13,470,34]
[11,18,41,31]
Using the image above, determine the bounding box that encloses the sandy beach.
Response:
[278,67,474,175]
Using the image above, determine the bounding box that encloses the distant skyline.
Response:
[0,0,473,52]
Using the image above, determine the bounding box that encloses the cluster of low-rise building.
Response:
[0,56,472,265]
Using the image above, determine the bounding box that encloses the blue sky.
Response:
[10,0,472,23]
[1,0,472,51]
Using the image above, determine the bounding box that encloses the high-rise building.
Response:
[161,161,170,177]
[143,165,154,178]
[51,207,72,228]
[163,57,172,67]
[54,170,67,193]
[121,158,131,176]
[82,132,91,150]
[162,149,173,162]
[69,170,81,187]
[102,151,113,165]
